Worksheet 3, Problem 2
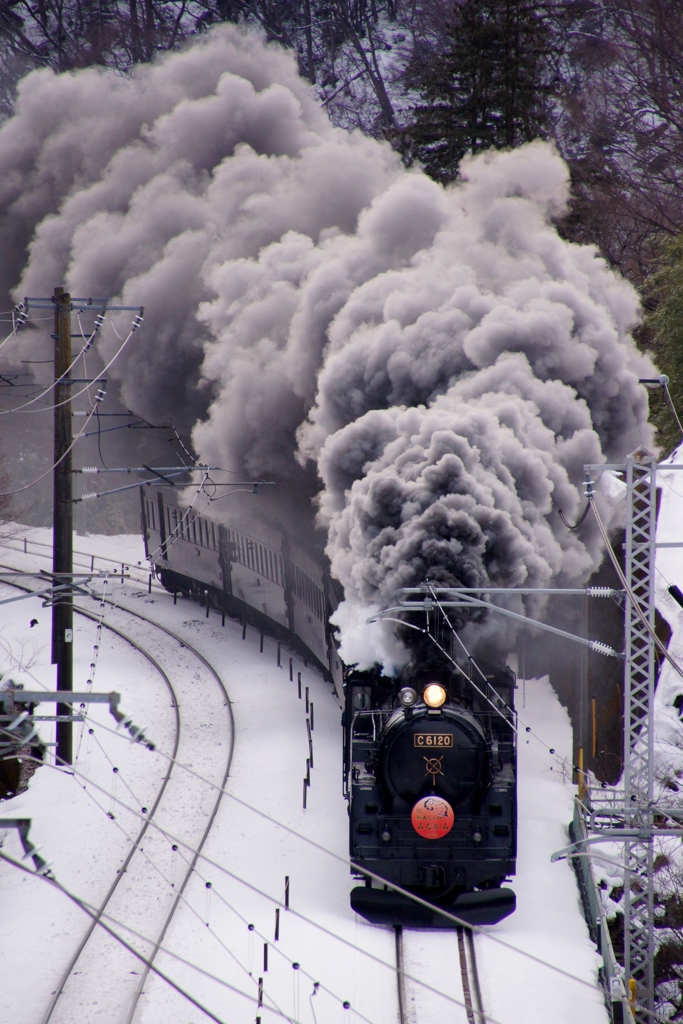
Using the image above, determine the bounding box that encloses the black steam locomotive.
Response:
[140,490,516,927]
[345,658,517,927]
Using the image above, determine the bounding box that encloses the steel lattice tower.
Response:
[579,451,661,1022]
[622,452,657,1022]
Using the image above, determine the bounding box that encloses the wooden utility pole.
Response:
[52,286,73,766]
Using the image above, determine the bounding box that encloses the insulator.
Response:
[6,711,29,732]
[586,587,618,598]
[589,640,620,658]
[81,467,99,474]
[81,492,97,501]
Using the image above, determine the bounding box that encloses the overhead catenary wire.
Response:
[0,580,348,1024]
[73,576,110,764]
[425,584,575,776]
[60,667,397,1024]
[7,745,609,997]
[588,490,683,683]
[38,589,183,1024]
[2,313,142,416]
[77,312,109,471]
[640,375,683,439]
[0,304,29,354]
[75,773,366,1024]
[4,747,504,1024]
[0,390,105,496]
[0,850,303,1024]
[0,572,614,996]
[0,313,105,415]
[144,470,211,562]
[0,569,573,974]
[19,577,290,1024]
[69,776,297,1024]
[368,606,573,781]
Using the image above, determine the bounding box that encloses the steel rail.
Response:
[0,566,234,1024]
[0,569,182,1024]
[118,600,235,1024]
[396,923,487,1024]
[458,926,486,1024]
[395,926,408,1024]
[40,603,182,1024]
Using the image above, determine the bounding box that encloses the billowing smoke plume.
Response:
[0,27,657,668]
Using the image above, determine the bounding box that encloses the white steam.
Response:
[0,27,656,668]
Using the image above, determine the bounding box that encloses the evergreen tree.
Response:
[399,0,563,183]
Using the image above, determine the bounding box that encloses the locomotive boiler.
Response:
[344,659,517,927]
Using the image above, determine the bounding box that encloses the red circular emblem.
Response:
[411,796,454,839]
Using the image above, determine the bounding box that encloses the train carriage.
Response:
[140,489,343,691]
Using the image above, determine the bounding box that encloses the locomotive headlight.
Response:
[399,687,418,707]
[423,683,447,708]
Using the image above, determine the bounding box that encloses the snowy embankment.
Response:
[0,527,606,1024]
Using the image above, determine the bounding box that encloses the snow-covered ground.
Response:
[0,526,608,1024]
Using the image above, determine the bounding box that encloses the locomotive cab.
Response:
[344,661,517,927]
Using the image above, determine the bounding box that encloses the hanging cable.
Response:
[559,503,591,531]
[144,471,211,563]
[77,776,358,1024]
[2,747,559,1021]
[7,746,609,995]
[9,312,141,415]
[588,490,683,683]
[0,312,105,416]
[0,388,106,496]
[423,584,573,777]
[0,850,291,1024]
[640,375,683,439]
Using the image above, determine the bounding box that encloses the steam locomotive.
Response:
[345,658,517,927]
[140,490,516,927]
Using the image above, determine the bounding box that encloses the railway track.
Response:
[395,924,486,1024]
[0,566,234,1024]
